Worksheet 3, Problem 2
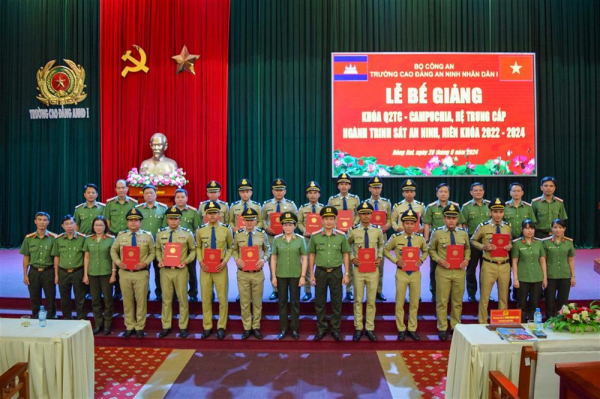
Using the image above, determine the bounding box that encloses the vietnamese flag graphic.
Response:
[99,0,230,205]
[500,55,534,81]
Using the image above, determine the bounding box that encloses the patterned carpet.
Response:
[93,347,449,398]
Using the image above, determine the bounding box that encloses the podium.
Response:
[128,185,180,206]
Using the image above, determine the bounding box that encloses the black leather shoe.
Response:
[123,330,134,338]
[376,293,387,301]
[158,329,171,338]
[344,293,354,302]
[489,297,495,302]
[93,327,102,335]
[269,292,278,300]
[291,331,299,340]
[103,328,112,336]
[180,329,188,338]
[85,293,92,300]
[407,331,420,341]
[217,328,225,340]
[253,329,263,339]
[241,330,251,340]
[365,330,378,341]
[278,331,286,340]
[236,295,240,302]
[438,331,447,341]
[332,331,343,341]
[398,331,406,341]
[313,332,326,341]
[156,294,162,302]
[301,293,312,301]
[468,296,477,302]
[136,330,146,338]
[352,330,363,341]
[189,296,198,303]
[201,329,212,339]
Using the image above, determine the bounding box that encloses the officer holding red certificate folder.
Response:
[155,206,196,339]
[110,208,155,338]
[196,201,233,340]
[470,198,513,324]
[384,210,428,341]
[428,204,470,341]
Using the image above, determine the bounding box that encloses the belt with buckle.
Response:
[242,269,261,273]
[32,266,51,272]
[483,257,509,266]
[316,266,339,273]
[123,268,148,273]
[64,267,83,273]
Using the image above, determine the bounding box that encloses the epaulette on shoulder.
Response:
[501,221,510,226]
[330,194,340,199]
[427,201,438,207]
[457,227,468,233]
[274,233,283,239]
[157,201,168,208]
[75,203,85,209]
[159,226,169,232]
[107,234,115,238]
[199,223,208,229]
[75,231,87,238]
[232,200,241,205]
[450,201,460,206]
[335,229,346,234]
[117,230,127,236]
[295,233,304,239]
[393,232,403,237]
[301,203,310,208]
[263,199,274,205]
[541,236,551,241]
[349,193,359,199]
[130,197,139,203]
[187,205,198,211]
[513,237,521,242]
[219,222,230,228]
[483,199,491,204]
[370,224,382,229]
[350,224,361,230]
[379,197,391,203]
[200,200,209,205]
[181,227,192,233]
[414,232,424,237]
[310,230,321,236]
[140,229,151,235]
[481,220,492,226]
[284,199,295,204]
[522,201,532,206]
[414,200,423,205]
[255,228,265,233]
[106,196,118,202]
[218,199,228,205]
[532,196,543,202]
[565,236,573,241]
[237,228,245,234]
[135,203,143,208]
[57,233,65,238]
[250,200,259,205]
[432,226,444,231]
[26,232,37,238]
[393,202,402,207]
[98,202,106,206]
[554,196,564,202]
[48,232,58,238]
[462,200,472,207]
[533,237,542,241]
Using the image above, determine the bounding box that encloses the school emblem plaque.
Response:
[36,59,87,106]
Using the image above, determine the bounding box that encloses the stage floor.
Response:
[2,249,598,301]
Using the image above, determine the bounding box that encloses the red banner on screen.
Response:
[332,53,536,177]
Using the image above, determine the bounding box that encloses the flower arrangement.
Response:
[544,301,600,333]
[333,149,536,176]
[126,168,189,188]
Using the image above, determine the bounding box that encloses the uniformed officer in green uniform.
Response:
[504,182,537,240]
[429,204,470,341]
[270,212,308,340]
[422,183,460,302]
[470,198,513,324]
[74,183,105,235]
[308,206,351,341]
[543,219,575,318]
[511,219,547,322]
[229,179,263,231]
[103,179,138,299]
[21,212,57,319]
[384,210,428,341]
[365,176,391,302]
[532,176,568,239]
[459,182,490,302]
[262,178,298,300]
[167,188,201,302]
[52,215,87,320]
[136,184,167,300]
[297,181,325,301]
[155,206,196,339]
[196,201,233,340]
[327,173,360,301]
[391,179,425,234]
[110,208,155,338]
[198,180,230,225]
[233,208,271,339]
[83,216,116,335]
[347,202,385,341]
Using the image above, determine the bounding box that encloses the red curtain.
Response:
[100,0,230,205]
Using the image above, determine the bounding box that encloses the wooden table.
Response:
[555,361,600,399]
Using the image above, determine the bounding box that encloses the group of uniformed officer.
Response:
[21,174,569,341]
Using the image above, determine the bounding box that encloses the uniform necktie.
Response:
[496,224,501,234]
[168,231,173,243]
[343,197,348,210]
[374,200,379,211]
[406,235,413,275]
[450,230,456,245]
[211,227,217,249]
[131,232,137,247]
[364,228,369,248]
[276,201,281,213]
[243,202,248,212]
[248,232,253,246]
[408,203,413,211]
[312,204,316,213]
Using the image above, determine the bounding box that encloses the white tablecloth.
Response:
[446,323,600,399]
[0,318,94,399]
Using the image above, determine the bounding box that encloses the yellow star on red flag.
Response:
[171,46,199,75]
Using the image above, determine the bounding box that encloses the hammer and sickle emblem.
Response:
[121,45,149,77]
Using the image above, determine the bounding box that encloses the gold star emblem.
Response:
[407,179,413,185]
[326,208,331,213]
[495,198,501,204]
[449,205,455,211]
[374,177,380,182]
[407,210,414,216]
[310,182,315,187]
[242,179,247,185]
[171,206,177,212]
[131,209,137,214]
[172,46,199,75]
[211,181,216,187]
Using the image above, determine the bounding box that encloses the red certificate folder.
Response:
[237,215,246,230]
[203,213,222,224]
[242,246,259,271]
[305,213,322,235]
[491,234,511,258]
[371,211,387,226]
[163,243,182,267]
[122,246,140,270]
[446,245,465,269]
[358,248,376,272]
[402,247,420,271]
[203,248,222,273]
[269,212,283,235]
[337,210,353,232]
